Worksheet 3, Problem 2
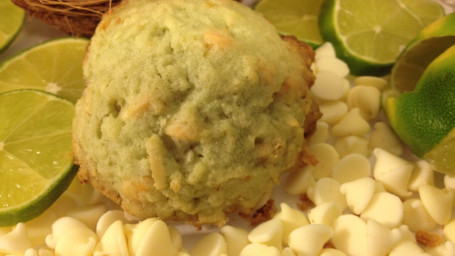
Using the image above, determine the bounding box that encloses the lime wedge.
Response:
[391,12,455,93]
[254,0,323,48]
[385,45,455,175]
[0,89,76,226]
[0,38,89,103]
[319,0,444,76]
[0,0,25,53]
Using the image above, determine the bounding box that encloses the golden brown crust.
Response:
[415,230,445,248]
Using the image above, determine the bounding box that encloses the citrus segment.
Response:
[0,0,25,53]
[425,127,455,175]
[0,90,76,226]
[391,12,455,93]
[0,38,88,103]
[254,0,323,48]
[318,0,444,76]
[386,45,455,174]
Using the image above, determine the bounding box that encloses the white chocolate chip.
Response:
[346,85,381,120]
[239,243,280,256]
[419,184,455,225]
[169,226,183,252]
[96,210,128,238]
[55,228,97,256]
[134,220,176,256]
[45,217,96,251]
[444,174,455,190]
[341,79,351,101]
[426,241,455,256]
[94,220,128,256]
[191,233,227,256]
[354,76,388,91]
[369,122,403,156]
[389,241,431,256]
[220,225,249,256]
[309,121,330,145]
[366,220,402,256]
[124,219,157,256]
[282,247,296,256]
[315,58,350,78]
[373,148,413,197]
[285,168,316,195]
[0,223,33,255]
[307,201,342,226]
[307,177,346,210]
[315,43,336,61]
[331,108,370,137]
[402,199,437,232]
[273,203,309,244]
[361,192,404,228]
[340,177,376,215]
[46,217,97,256]
[332,214,368,256]
[331,153,371,183]
[408,160,434,192]
[288,224,333,256]
[311,71,345,101]
[443,219,455,244]
[334,135,371,157]
[396,225,416,244]
[248,218,282,250]
[319,101,349,125]
[306,143,340,180]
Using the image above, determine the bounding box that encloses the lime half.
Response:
[0,0,25,53]
[0,38,89,103]
[0,90,76,226]
[391,12,455,93]
[254,0,324,48]
[319,0,444,76]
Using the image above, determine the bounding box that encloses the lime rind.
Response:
[391,12,455,93]
[0,165,77,226]
[386,45,455,160]
[0,0,26,54]
[0,37,89,103]
[0,89,77,226]
[254,0,324,48]
[319,0,444,76]
[425,126,455,175]
[318,0,392,76]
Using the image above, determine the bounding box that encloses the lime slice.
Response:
[385,45,455,175]
[254,0,323,48]
[0,89,76,226]
[391,12,455,93]
[0,0,25,53]
[0,37,89,103]
[319,0,444,76]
